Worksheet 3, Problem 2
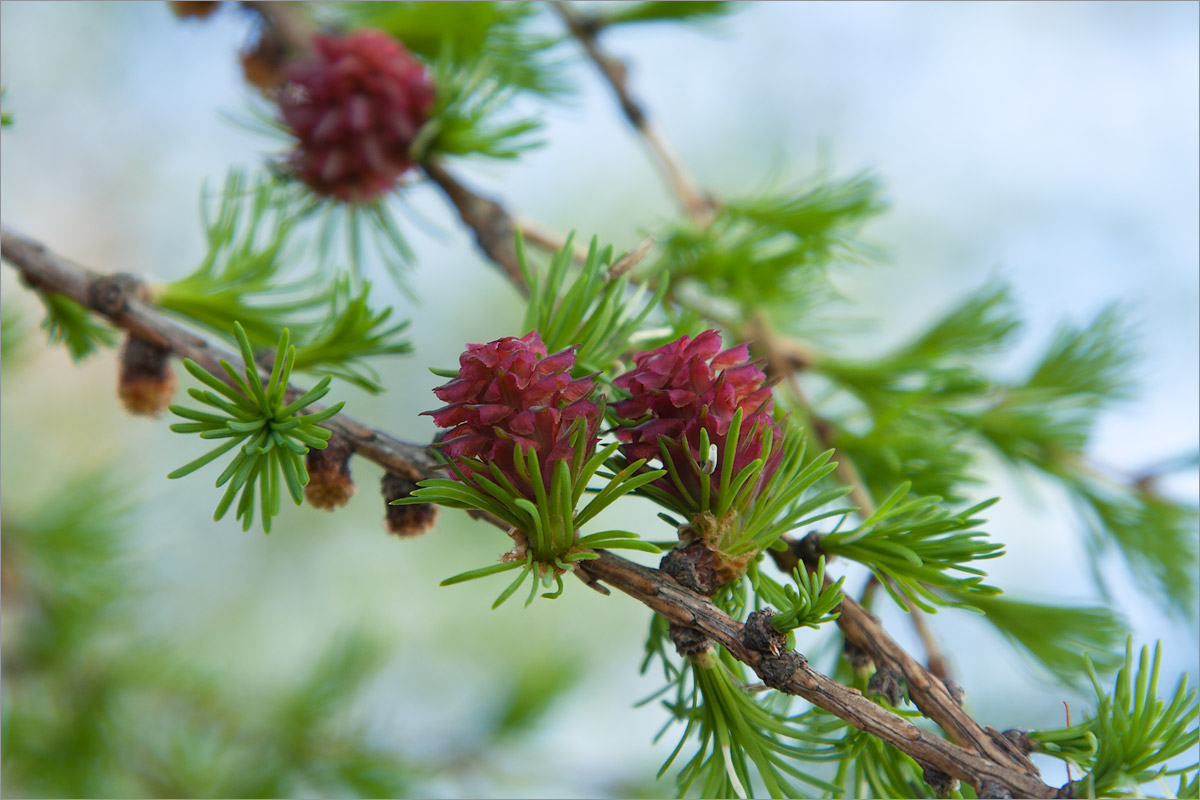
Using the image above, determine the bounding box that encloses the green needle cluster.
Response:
[1030,640,1199,798]
[761,557,845,633]
[398,419,664,608]
[167,323,344,532]
[520,231,670,378]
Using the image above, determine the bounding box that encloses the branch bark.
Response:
[578,553,1055,798]
[0,227,436,482]
[420,160,529,295]
[2,226,1060,798]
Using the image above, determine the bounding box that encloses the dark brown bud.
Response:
[304,435,355,510]
[1001,728,1034,755]
[921,766,959,798]
[668,623,710,658]
[240,27,289,96]
[741,607,807,689]
[867,666,906,708]
[742,608,787,656]
[168,1,221,19]
[757,649,806,690]
[89,273,142,316]
[381,472,437,537]
[660,539,723,595]
[117,333,176,416]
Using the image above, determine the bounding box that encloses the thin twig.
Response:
[553,1,713,223]
[608,236,655,279]
[579,553,1055,798]
[420,160,529,295]
[511,216,591,263]
[2,227,1061,798]
[751,312,958,683]
[0,228,437,481]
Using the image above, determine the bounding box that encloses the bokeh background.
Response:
[2,1,1197,797]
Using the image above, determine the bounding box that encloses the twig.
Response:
[2,227,1061,798]
[609,235,655,279]
[579,553,1055,798]
[511,216,591,264]
[420,160,529,295]
[0,228,437,481]
[553,1,712,223]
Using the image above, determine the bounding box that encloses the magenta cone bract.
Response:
[427,332,600,498]
[613,330,782,510]
[280,30,434,204]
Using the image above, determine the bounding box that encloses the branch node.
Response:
[742,608,787,656]
[88,273,142,316]
[759,650,807,691]
[986,725,1042,774]
[660,540,723,595]
[742,608,807,690]
[921,765,960,798]
[1000,728,1034,755]
[868,666,906,708]
[943,677,966,707]
[796,530,825,563]
[978,779,1013,799]
[668,622,711,657]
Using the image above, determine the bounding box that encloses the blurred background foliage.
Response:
[1,1,1197,797]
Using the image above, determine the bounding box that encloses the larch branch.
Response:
[0,227,436,482]
[2,226,1061,797]
[578,553,1056,798]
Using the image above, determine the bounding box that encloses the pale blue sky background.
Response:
[2,2,1197,796]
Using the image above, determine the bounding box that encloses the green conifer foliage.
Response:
[1,3,1195,798]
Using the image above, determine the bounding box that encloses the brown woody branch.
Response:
[0,227,436,482]
[580,553,1056,798]
[2,226,1060,797]
[16,8,1053,792]
[420,160,529,295]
